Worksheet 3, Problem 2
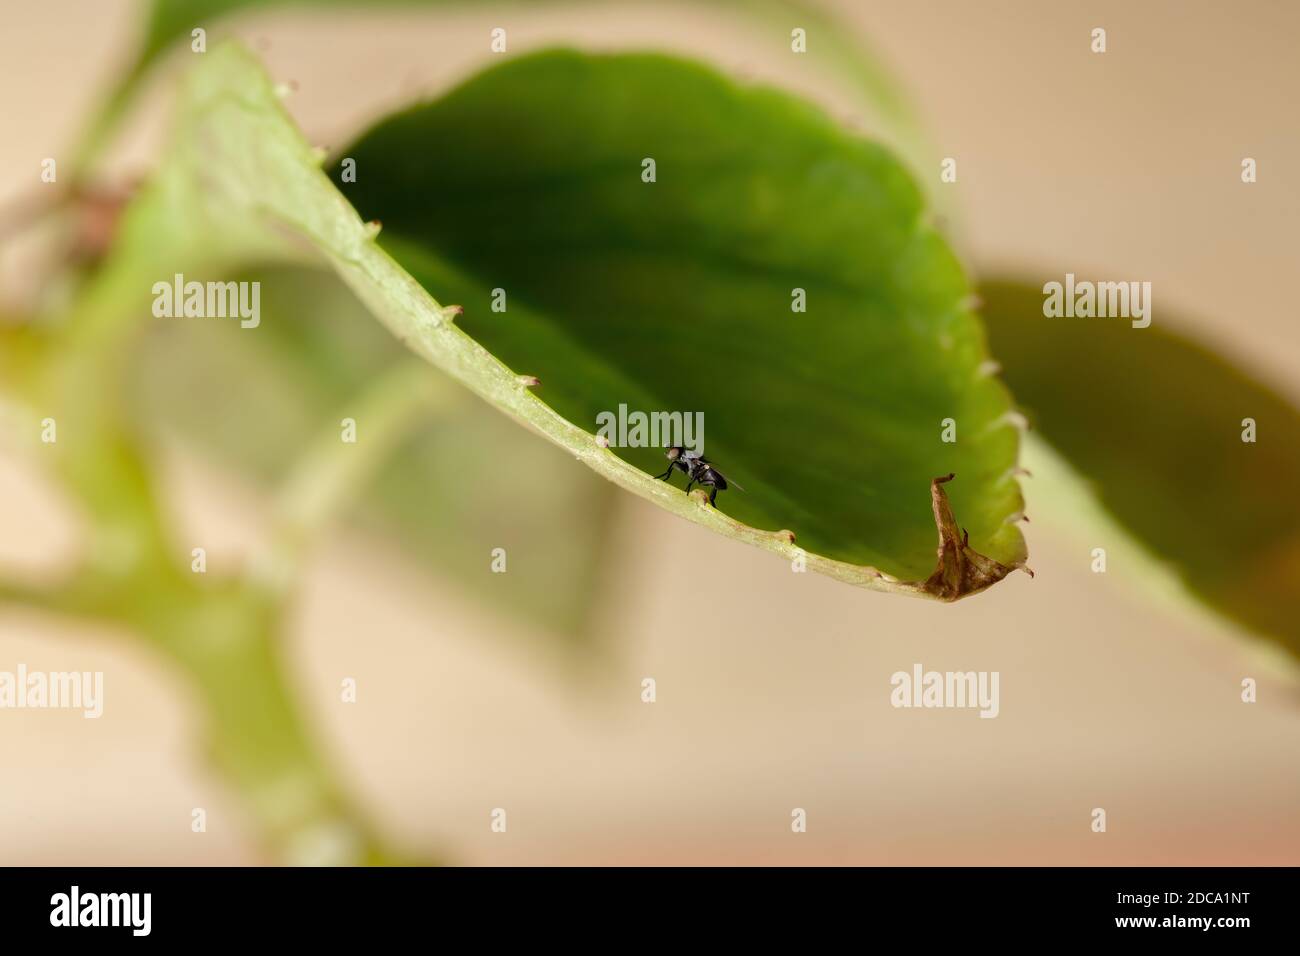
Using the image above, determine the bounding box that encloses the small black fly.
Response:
[654,447,741,506]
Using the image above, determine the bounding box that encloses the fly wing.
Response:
[711,467,742,492]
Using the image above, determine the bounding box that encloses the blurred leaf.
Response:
[133,0,427,68]
[78,0,922,196]
[718,0,924,148]
[981,279,1300,660]
[335,49,1026,594]
[131,264,618,640]
[73,0,441,175]
[126,0,913,123]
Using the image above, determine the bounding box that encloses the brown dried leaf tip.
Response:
[922,473,1028,600]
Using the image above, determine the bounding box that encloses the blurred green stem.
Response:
[3,353,437,862]
[1,176,445,862]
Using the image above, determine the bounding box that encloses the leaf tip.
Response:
[922,474,1024,600]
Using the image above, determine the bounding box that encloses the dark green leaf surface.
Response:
[336,50,1026,587]
[981,279,1300,659]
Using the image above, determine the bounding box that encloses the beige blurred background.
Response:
[1,0,1298,864]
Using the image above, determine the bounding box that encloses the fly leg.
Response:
[654,466,675,481]
[708,486,718,506]
[685,479,695,494]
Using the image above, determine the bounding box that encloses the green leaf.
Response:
[332,49,1026,595]
[103,42,1026,598]
[980,279,1300,660]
